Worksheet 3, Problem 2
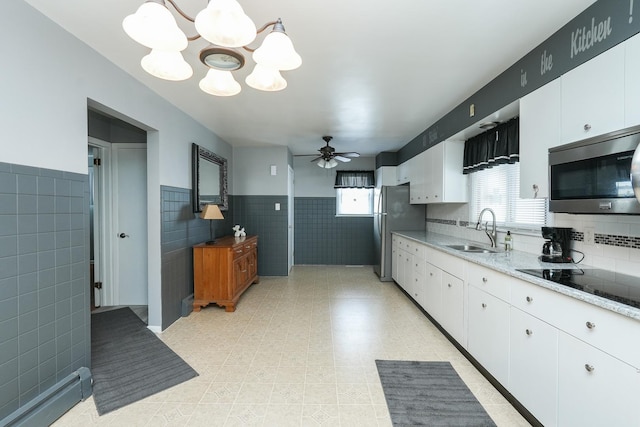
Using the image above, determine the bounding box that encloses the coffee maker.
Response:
[539,227,573,263]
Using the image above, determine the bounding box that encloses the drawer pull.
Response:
[525,329,533,336]
[585,364,595,372]
[430,272,433,277]
[482,277,488,283]
[526,296,533,303]
[447,283,452,288]
[481,303,487,308]
[584,123,592,131]
[586,321,596,330]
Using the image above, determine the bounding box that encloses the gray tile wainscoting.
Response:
[0,162,90,419]
[294,197,375,266]
[160,186,218,329]
[232,195,289,276]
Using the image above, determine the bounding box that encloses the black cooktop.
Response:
[516,268,640,309]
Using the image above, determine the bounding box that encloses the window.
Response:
[469,162,547,229]
[334,170,375,216]
[336,188,374,216]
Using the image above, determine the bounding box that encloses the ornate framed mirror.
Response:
[192,143,228,212]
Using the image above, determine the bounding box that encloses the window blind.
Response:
[469,162,547,229]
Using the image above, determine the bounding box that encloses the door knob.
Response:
[119,233,129,238]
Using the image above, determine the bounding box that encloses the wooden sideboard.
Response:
[193,235,259,312]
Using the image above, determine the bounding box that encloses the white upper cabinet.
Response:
[396,160,411,185]
[375,166,397,188]
[625,32,640,127]
[560,41,625,144]
[409,140,467,204]
[519,78,561,199]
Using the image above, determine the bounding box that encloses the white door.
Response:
[113,143,148,305]
[287,165,294,273]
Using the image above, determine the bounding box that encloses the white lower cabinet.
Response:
[440,272,464,344]
[558,332,640,427]
[422,262,442,320]
[467,285,510,385]
[509,307,558,427]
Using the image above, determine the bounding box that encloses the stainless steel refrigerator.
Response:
[373,185,426,281]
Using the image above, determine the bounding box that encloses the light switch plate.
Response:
[275,203,280,211]
[270,165,277,176]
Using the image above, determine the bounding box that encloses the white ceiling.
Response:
[24,0,596,157]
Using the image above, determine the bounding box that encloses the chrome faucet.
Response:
[476,208,497,248]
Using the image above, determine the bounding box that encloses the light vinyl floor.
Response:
[53,265,530,426]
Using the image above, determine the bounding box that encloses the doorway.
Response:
[288,165,294,273]
[88,139,148,313]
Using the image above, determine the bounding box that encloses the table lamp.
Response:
[200,204,224,244]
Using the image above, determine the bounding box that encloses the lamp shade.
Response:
[195,0,257,48]
[245,64,287,91]
[122,1,188,51]
[252,20,301,71]
[200,204,224,220]
[199,69,241,96]
[141,49,193,81]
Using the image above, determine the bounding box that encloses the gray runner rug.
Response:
[376,360,497,426]
[91,307,198,415]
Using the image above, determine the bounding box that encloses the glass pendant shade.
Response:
[199,69,241,96]
[317,158,338,169]
[195,0,257,48]
[123,1,188,51]
[253,30,302,71]
[141,50,193,81]
[245,64,287,91]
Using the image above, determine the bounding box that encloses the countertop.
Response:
[393,231,640,321]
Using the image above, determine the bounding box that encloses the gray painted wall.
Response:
[293,157,376,197]
[232,146,289,196]
[0,162,90,419]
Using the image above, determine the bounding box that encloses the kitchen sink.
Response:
[446,244,497,254]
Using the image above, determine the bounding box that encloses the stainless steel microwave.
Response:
[549,126,640,215]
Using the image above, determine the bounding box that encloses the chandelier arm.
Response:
[256,20,278,34]
[241,20,278,53]
[165,0,195,22]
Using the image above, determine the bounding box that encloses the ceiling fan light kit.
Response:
[122,0,301,96]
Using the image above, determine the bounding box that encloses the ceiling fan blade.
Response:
[335,156,351,162]
[335,152,360,158]
[309,156,322,162]
[294,154,321,157]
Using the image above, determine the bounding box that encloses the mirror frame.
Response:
[192,143,228,212]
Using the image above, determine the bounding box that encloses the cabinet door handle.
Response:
[584,364,595,372]
[447,283,452,288]
[430,272,433,277]
[584,123,592,131]
[526,296,533,303]
[481,303,487,308]
[586,321,596,329]
[482,277,488,283]
[525,329,533,336]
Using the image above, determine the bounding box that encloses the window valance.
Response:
[463,117,519,174]
[334,170,375,188]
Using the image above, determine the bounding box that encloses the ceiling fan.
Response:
[297,136,360,168]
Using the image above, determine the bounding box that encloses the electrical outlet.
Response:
[584,227,594,245]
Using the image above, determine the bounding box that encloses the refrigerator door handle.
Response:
[377,191,385,239]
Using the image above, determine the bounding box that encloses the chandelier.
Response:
[122,0,302,96]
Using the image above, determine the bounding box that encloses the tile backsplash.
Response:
[426,204,640,276]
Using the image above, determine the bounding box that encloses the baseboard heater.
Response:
[1,367,92,427]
